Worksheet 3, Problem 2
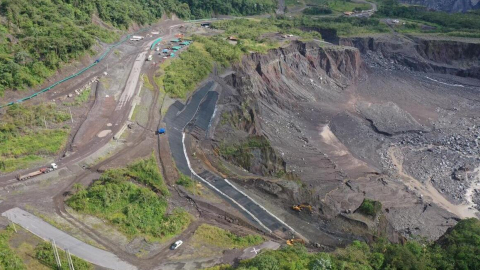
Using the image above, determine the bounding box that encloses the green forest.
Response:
[0,0,276,96]
[207,218,480,270]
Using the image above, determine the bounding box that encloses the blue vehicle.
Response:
[94,59,100,63]
[157,128,166,134]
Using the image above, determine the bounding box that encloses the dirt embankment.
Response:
[209,37,480,243]
[340,35,480,78]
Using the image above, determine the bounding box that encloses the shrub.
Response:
[357,198,382,216]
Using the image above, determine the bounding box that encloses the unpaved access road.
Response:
[2,208,137,270]
[0,22,185,186]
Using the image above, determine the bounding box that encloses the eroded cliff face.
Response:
[211,37,480,243]
[217,41,364,192]
[340,35,480,78]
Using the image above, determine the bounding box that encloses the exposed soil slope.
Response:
[210,36,480,243]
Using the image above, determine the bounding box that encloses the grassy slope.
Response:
[192,224,264,249]
[0,103,71,173]
[67,155,190,242]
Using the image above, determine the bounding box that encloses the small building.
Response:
[162,49,169,53]
[172,46,181,51]
[175,33,184,39]
[170,39,180,43]
[201,23,210,27]
[227,36,238,41]
[344,11,354,16]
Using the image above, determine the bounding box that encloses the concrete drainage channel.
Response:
[164,80,297,238]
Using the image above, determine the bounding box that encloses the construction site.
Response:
[0,4,480,269]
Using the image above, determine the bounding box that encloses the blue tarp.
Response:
[150,38,162,50]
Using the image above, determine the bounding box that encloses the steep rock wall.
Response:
[340,35,480,78]
[216,40,365,209]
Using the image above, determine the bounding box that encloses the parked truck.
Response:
[16,163,58,181]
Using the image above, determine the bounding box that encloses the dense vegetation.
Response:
[193,224,264,249]
[0,0,276,97]
[0,226,25,269]
[125,154,170,196]
[303,6,333,15]
[357,198,382,217]
[0,0,117,96]
[180,0,276,18]
[35,242,93,270]
[162,43,213,98]
[303,0,370,13]
[206,218,480,270]
[291,15,390,37]
[67,156,190,241]
[0,103,70,173]
[377,0,480,37]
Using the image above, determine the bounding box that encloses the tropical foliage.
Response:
[206,218,480,270]
[0,0,276,96]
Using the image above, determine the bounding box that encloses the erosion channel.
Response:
[190,35,480,247]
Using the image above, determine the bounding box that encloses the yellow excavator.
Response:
[292,203,313,214]
[286,238,306,246]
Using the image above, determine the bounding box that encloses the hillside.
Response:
[207,218,480,270]
[399,0,480,13]
[0,0,276,96]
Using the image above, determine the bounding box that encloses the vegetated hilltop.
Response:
[206,218,480,270]
[398,0,480,13]
[0,0,276,96]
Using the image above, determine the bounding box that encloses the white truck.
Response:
[147,55,153,61]
[130,36,144,41]
[16,163,58,181]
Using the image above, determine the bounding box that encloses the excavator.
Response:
[292,203,313,214]
[286,238,306,246]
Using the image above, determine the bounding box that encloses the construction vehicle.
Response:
[292,203,313,213]
[16,163,58,181]
[286,238,306,246]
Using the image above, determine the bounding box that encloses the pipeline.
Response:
[0,27,151,109]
